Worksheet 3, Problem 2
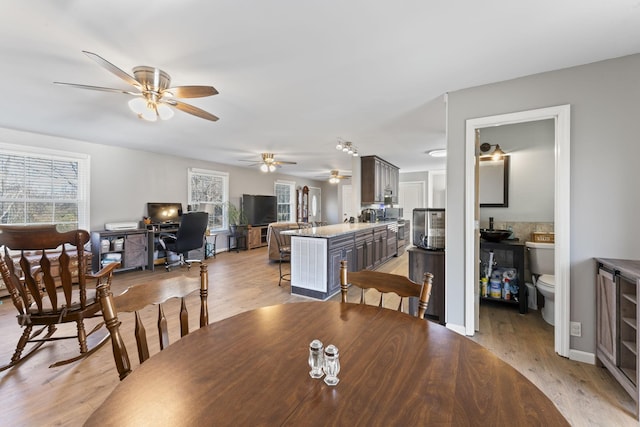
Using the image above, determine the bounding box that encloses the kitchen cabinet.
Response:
[361,155,400,204]
[289,223,398,300]
[596,258,639,418]
[91,229,147,272]
[355,229,374,271]
[408,247,445,324]
[373,225,388,266]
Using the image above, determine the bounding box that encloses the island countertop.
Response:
[281,222,394,238]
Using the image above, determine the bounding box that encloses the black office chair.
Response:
[158,211,209,271]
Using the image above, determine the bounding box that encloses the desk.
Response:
[146,223,180,271]
[86,302,568,426]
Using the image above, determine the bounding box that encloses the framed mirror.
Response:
[479,156,509,207]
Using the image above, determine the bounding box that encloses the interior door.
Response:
[399,181,425,245]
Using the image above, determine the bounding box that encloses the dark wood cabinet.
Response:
[479,240,527,314]
[408,247,445,324]
[91,229,147,272]
[361,155,400,204]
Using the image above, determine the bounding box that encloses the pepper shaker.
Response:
[323,344,340,386]
[308,339,324,378]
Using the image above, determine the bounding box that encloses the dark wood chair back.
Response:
[0,225,118,371]
[339,260,433,318]
[272,228,291,286]
[97,263,209,380]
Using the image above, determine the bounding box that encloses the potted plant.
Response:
[226,201,247,234]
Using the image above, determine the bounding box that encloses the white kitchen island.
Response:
[282,222,398,300]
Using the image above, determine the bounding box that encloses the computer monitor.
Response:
[147,202,183,224]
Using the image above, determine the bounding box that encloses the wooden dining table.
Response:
[85,301,568,426]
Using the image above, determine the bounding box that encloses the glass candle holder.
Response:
[308,339,324,378]
[323,344,340,386]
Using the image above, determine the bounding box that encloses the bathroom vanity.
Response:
[480,240,527,314]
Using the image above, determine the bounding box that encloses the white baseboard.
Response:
[447,323,467,336]
[569,349,595,365]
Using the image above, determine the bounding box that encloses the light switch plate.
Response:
[570,321,581,337]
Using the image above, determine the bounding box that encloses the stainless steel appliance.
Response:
[360,208,377,223]
[413,208,445,250]
[384,207,403,220]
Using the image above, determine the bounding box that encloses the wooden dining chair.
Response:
[0,225,119,371]
[272,228,291,286]
[97,263,209,380]
[339,260,433,318]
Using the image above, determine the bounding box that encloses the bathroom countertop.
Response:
[480,239,523,246]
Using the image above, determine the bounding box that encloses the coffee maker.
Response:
[360,208,377,223]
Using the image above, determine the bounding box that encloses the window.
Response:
[275,181,295,222]
[0,143,90,231]
[188,168,229,231]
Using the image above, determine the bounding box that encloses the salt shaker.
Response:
[323,344,340,386]
[308,339,324,378]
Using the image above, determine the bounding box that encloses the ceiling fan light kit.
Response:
[242,152,297,173]
[327,169,351,183]
[54,51,219,122]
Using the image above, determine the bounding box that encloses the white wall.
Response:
[479,119,554,223]
[446,53,640,353]
[0,128,332,250]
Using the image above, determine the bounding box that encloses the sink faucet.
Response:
[489,217,494,230]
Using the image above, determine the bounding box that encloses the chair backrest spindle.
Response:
[339,260,433,319]
[98,263,210,380]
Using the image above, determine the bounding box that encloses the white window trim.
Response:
[0,142,90,230]
[188,167,229,232]
[275,180,296,223]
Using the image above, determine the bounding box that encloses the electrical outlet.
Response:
[570,321,581,337]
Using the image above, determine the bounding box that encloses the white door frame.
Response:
[464,105,571,358]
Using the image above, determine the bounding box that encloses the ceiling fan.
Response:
[321,170,352,183]
[54,51,219,122]
[241,153,297,173]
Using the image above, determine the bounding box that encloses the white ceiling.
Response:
[2,1,640,179]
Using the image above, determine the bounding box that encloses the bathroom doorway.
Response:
[477,119,555,338]
[464,105,571,357]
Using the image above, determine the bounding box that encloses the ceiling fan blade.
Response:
[82,51,141,88]
[165,99,219,121]
[53,81,140,96]
[274,161,297,165]
[167,85,218,98]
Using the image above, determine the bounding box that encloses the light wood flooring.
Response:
[0,247,636,426]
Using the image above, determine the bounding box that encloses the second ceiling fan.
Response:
[241,153,297,173]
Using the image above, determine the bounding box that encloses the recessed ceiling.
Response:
[1,1,639,178]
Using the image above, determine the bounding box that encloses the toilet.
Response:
[525,241,555,325]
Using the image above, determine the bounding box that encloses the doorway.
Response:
[464,105,571,357]
[399,181,425,245]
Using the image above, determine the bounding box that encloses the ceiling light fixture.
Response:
[128,96,174,122]
[428,149,447,158]
[479,142,506,160]
[336,139,358,157]
[259,153,279,173]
